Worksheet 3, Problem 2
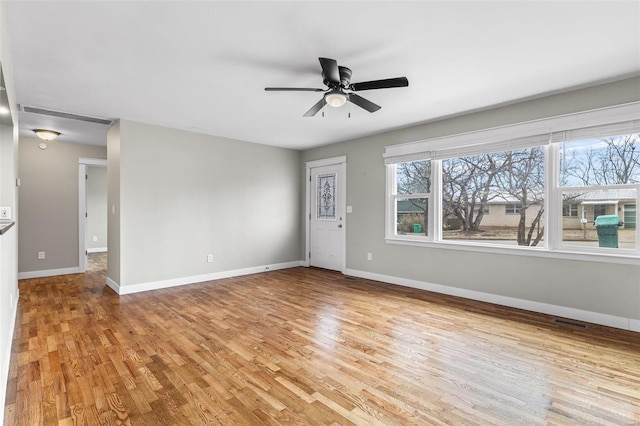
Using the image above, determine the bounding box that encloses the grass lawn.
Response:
[439,227,636,244]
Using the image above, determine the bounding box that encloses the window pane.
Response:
[561,188,636,250]
[396,198,428,236]
[559,133,640,186]
[442,147,545,246]
[396,161,430,194]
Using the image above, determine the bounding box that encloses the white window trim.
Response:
[384,102,640,265]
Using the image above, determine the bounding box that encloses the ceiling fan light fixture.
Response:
[325,91,347,108]
[33,129,61,141]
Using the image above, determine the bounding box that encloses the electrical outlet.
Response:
[367,253,372,261]
[0,207,11,220]
[92,236,98,242]
[207,254,213,263]
[38,251,45,260]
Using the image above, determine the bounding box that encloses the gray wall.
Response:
[18,137,106,273]
[107,122,121,285]
[112,119,301,287]
[301,76,640,321]
[86,165,107,251]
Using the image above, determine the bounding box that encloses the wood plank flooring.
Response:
[4,255,640,425]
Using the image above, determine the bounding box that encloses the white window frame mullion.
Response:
[385,165,397,240]
[431,159,442,241]
[547,143,559,250]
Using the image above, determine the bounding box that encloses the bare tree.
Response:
[562,134,640,185]
[495,148,545,246]
[442,154,509,231]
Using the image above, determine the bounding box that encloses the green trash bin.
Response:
[413,223,422,233]
[594,215,620,248]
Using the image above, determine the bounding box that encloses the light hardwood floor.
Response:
[4,255,640,425]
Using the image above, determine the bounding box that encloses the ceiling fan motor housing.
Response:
[339,66,352,87]
[324,66,352,89]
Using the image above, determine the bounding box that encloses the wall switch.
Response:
[0,207,11,220]
[367,253,372,261]
[38,251,45,260]
[92,236,98,242]
[207,254,213,263]
[346,206,353,213]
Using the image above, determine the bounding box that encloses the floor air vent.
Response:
[553,318,588,329]
[19,105,114,126]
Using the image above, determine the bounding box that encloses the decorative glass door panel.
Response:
[317,173,337,220]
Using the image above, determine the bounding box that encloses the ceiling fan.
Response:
[265,57,409,117]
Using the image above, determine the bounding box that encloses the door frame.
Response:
[305,155,347,272]
[78,157,107,272]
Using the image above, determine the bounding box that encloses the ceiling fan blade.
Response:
[303,98,326,117]
[265,87,324,92]
[319,57,340,86]
[350,77,409,91]
[348,94,381,113]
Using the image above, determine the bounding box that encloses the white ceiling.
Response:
[4,1,640,150]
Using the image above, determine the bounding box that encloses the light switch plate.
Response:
[0,207,11,220]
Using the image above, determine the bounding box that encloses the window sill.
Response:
[385,237,640,265]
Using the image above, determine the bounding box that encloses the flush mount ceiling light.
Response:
[324,90,348,108]
[33,129,61,141]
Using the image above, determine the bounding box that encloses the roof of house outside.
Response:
[397,200,427,213]
[565,189,636,203]
[428,189,636,209]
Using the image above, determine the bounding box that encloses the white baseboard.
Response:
[18,266,81,280]
[106,277,119,294]
[344,268,639,333]
[87,247,107,253]
[109,261,305,295]
[1,289,19,426]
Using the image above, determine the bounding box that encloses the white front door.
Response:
[309,162,345,271]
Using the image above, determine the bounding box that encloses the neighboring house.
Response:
[397,199,427,233]
[563,189,636,229]
[441,191,544,229]
[397,199,427,219]
[435,189,637,230]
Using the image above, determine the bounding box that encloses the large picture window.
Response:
[384,103,640,261]
[441,147,544,246]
